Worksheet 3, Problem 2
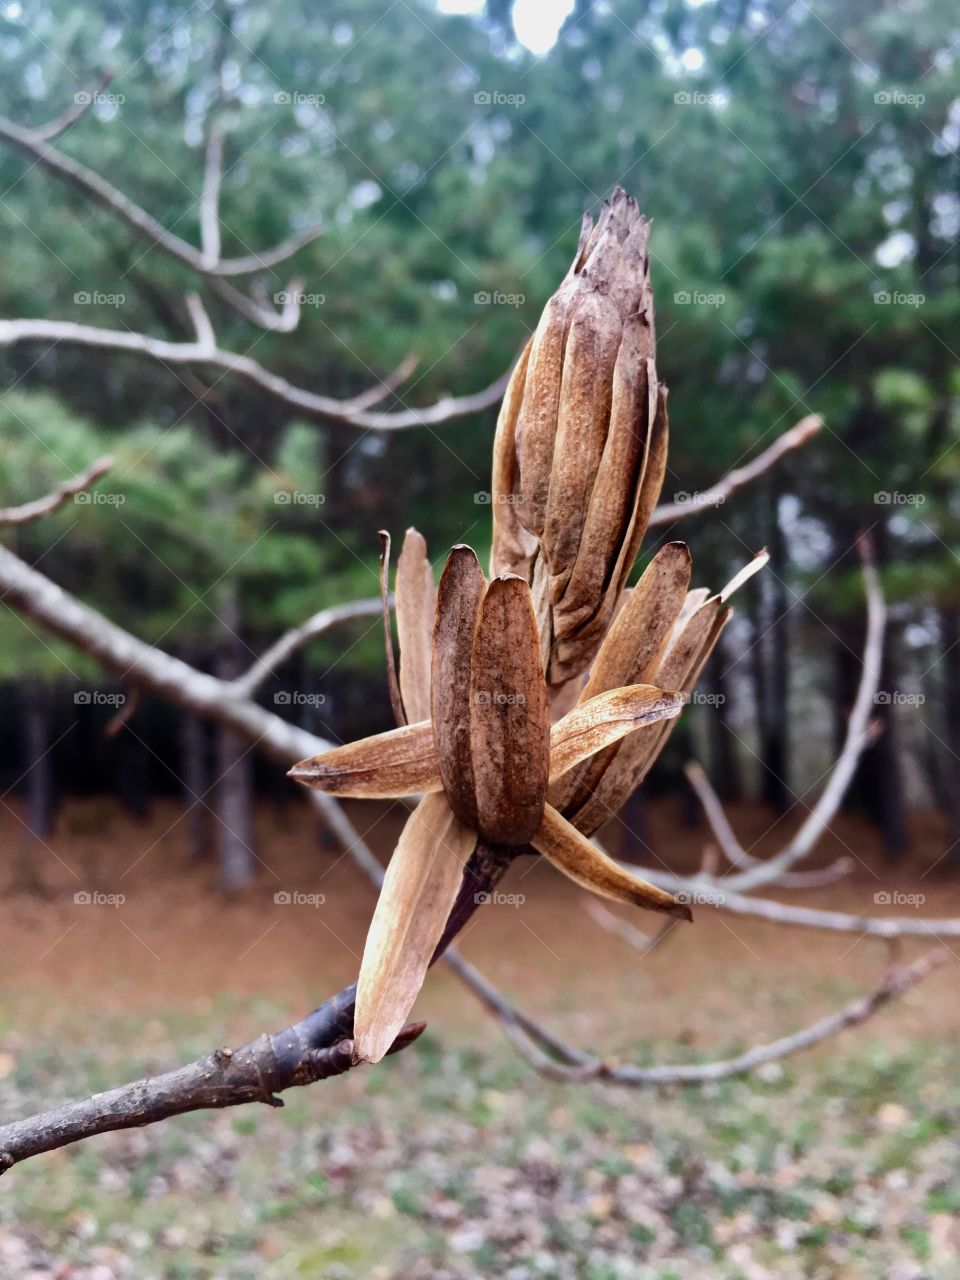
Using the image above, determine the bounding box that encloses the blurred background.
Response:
[1,1,959,1277]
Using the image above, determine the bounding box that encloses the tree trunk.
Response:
[116,726,151,822]
[180,711,212,860]
[708,630,742,802]
[22,680,56,839]
[214,594,257,892]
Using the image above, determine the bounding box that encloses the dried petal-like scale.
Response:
[550,542,691,813]
[287,721,440,799]
[541,288,623,589]
[431,546,486,831]
[532,803,691,919]
[469,575,550,845]
[549,685,683,782]
[353,792,476,1064]
[396,528,435,724]
[490,338,536,579]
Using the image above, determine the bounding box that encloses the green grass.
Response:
[2,1004,960,1278]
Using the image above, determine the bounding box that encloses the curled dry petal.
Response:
[491,338,536,578]
[396,528,435,723]
[549,685,683,782]
[287,721,441,799]
[531,802,691,920]
[378,530,406,726]
[469,575,550,844]
[550,542,691,812]
[353,792,477,1064]
[431,546,486,830]
[541,288,623,593]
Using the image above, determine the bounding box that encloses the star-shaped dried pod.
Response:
[551,542,770,835]
[491,187,666,687]
[290,537,688,1064]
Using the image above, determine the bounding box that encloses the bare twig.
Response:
[719,538,885,892]
[31,70,116,143]
[684,762,854,888]
[490,948,948,1083]
[0,116,323,277]
[0,318,510,430]
[233,597,387,696]
[0,985,424,1173]
[0,456,113,526]
[200,125,225,269]
[636,868,960,937]
[648,414,822,527]
[0,542,330,765]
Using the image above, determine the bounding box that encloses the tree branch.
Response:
[0,116,323,278]
[718,537,885,891]
[480,948,948,1084]
[233,597,387,696]
[648,414,822,526]
[0,542,329,764]
[0,456,113,526]
[683,762,854,888]
[0,317,510,430]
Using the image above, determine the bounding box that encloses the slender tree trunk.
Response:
[116,727,151,821]
[760,489,790,811]
[214,594,256,892]
[936,607,960,860]
[22,679,56,839]
[180,710,212,859]
[708,630,742,802]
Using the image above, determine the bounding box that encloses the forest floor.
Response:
[1,795,959,1278]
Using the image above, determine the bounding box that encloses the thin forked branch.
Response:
[0,115,323,278]
[0,317,510,431]
[0,455,114,526]
[473,947,948,1084]
[648,414,822,527]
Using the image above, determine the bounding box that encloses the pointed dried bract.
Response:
[469,575,550,844]
[490,338,536,579]
[395,528,435,723]
[353,792,477,1064]
[288,721,440,799]
[567,553,767,837]
[431,546,486,831]
[492,187,664,685]
[532,803,691,919]
[549,685,683,782]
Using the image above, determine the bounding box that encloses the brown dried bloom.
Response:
[491,186,665,686]
[290,531,689,1064]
